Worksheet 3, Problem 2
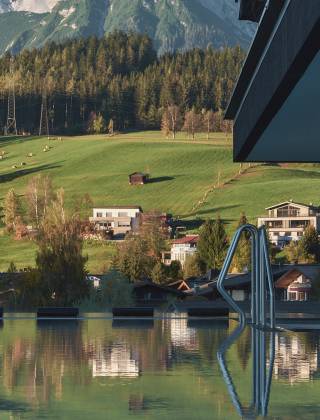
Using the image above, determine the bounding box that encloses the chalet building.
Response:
[258,201,320,247]
[227,1,320,163]
[129,172,149,185]
[90,206,142,236]
[170,235,199,268]
[184,264,320,302]
[275,269,312,302]
[133,281,183,305]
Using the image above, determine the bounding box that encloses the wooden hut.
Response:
[129,172,149,185]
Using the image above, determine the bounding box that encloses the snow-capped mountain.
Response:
[0,0,256,55]
[1,0,60,13]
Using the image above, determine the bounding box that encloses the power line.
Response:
[5,57,17,135]
[39,84,49,137]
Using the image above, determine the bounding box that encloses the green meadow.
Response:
[0,131,319,272]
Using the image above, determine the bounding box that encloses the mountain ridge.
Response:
[0,0,256,55]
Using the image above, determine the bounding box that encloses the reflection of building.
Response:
[275,269,312,301]
[258,202,320,247]
[91,344,139,378]
[169,317,198,351]
[274,334,318,384]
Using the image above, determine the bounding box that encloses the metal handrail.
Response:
[217,224,276,329]
[217,323,276,418]
[217,224,258,325]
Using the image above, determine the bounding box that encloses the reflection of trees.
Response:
[235,326,251,370]
[2,321,88,406]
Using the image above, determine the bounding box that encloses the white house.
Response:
[170,235,199,267]
[89,206,142,236]
[257,201,320,247]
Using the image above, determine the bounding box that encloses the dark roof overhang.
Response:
[226,0,320,162]
[237,0,268,22]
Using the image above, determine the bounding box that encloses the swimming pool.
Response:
[0,315,319,419]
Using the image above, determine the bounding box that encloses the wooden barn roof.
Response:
[275,269,307,289]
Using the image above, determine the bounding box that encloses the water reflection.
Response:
[218,323,275,418]
[274,333,319,383]
[0,318,319,418]
[90,342,140,378]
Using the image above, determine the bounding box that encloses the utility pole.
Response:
[5,57,17,136]
[39,86,49,138]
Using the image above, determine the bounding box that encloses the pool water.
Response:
[0,315,319,419]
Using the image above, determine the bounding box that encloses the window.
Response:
[289,220,310,229]
[277,206,300,217]
[267,221,283,228]
[285,232,291,237]
[288,292,297,301]
[298,292,306,301]
[106,212,112,217]
[118,212,128,217]
[96,212,103,218]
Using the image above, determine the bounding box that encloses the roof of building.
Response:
[226,1,320,162]
[93,206,143,211]
[172,235,199,245]
[129,172,148,177]
[133,281,184,296]
[237,0,267,22]
[184,264,320,297]
[265,201,318,211]
[275,269,308,289]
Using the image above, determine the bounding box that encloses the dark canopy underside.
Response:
[227,0,320,162]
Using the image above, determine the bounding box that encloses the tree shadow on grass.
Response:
[181,205,241,219]
[0,136,36,147]
[0,162,63,184]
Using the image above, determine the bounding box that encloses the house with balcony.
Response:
[257,201,320,247]
[89,206,142,237]
[170,235,199,267]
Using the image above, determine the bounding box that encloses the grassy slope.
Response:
[0,131,320,272]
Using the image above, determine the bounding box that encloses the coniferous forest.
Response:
[0,31,245,134]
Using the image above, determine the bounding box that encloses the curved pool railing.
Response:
[217,322,276,418]
[217,224,276,329]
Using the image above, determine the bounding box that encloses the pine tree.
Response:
[300,225,320,262]
[151,262,167,284]
[231,212,251,273]
[197,216,228,272]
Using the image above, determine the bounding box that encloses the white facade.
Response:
[90,207,142,235]
[258,201,320,246]
[170,236,198,267]
[93,208,141,219]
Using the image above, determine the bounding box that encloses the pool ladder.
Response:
[217,320,276,418]
[217,224,276,329]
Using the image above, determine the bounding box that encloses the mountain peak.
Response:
[0,0,256,55]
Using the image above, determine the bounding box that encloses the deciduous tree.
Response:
[36,188,89,306]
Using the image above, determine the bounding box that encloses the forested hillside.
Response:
[0,32,245,134]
